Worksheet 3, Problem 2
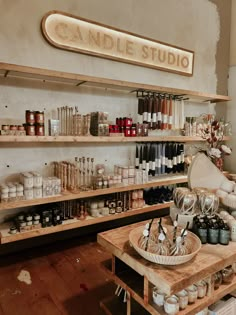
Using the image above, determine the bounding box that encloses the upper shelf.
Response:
[0,135,229,143]
[0,62,230,103]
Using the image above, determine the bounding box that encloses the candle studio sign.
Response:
[41,11,194,76]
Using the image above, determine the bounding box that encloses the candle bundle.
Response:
[135,142,185,176]
[137,93,185,131]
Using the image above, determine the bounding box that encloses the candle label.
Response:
[152,113,157,122]
[156,158,161,168]
[163,114,168,124]
[168,116,173,124]
[168,159,173,168]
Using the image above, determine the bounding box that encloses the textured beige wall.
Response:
[0,0,231,219]
[230,0,236,65]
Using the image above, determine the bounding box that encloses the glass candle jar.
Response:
[26,123,35,136]
[35,111,44,124]
[221,266,234,284]
[213,272,222,290]
[25,110,35,124]
[35,123,44,136]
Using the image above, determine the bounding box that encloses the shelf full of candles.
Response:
[135,142,185,177]
[136,91,185,131]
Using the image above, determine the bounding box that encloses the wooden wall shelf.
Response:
[0,174,187,211]
[0,135,230,144]
[0,202,172,244]
[0,62,230,103]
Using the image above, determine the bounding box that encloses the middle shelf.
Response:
[0,174,187,211]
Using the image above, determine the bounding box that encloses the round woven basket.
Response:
[129,225,201,265]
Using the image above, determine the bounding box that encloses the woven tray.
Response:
[129,225,201,265]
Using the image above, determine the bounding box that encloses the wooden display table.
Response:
[97,219,236,315]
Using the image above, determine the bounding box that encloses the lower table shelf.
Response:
[101,256,236,315]
[100,295,150,315]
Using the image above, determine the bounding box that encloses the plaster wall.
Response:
[0,0,231,221]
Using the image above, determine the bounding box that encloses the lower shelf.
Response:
[102,259,236,315]
[0,202,172,244]
[100,295,150,315]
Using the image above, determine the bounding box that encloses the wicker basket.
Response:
[129,225,201,265]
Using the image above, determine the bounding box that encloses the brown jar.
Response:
[2,125,10,130]
[18,125,25,131]
[26,123,35,136]
[35,123,44,136]
[25,110,35,124]
[10,125,18,130]
[35,111,44,124]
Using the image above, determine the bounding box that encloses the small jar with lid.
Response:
[128,166,135,177]
[122,167,129,179]
[31,172,42,188]
[26,123,35,136]
[10,125,18,131]
[1,193,8,203]
[18,125,25,131]
[35,111,44,124]
[24,188,34,200]
[25,110,35,124]
[35,123,44,136]
[22,173,34,189]
[142,123,149,136]
[2,124,10,131]
[131,124,137,137]
[136,123,143,136]
[124,127,131,137]
[221,266,234,284]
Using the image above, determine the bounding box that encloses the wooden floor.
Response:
[0,235,115,315]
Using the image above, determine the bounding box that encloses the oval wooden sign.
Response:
[42,10,194,76]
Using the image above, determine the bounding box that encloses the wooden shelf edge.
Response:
[0,135,226,143]
[0,62,230,102]
[0,202,172,244]
[0,175,187,211]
